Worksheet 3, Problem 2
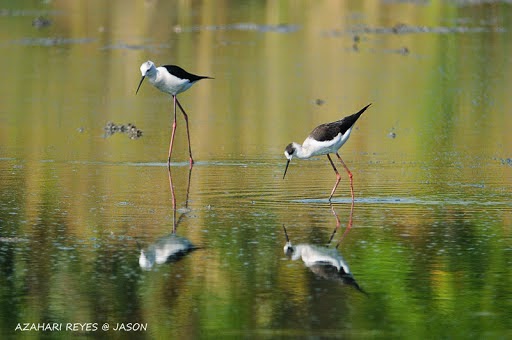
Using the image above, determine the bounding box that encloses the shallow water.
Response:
[1,1,511,338]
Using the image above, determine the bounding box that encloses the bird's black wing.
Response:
[311,103,372,141]
[309,122,343,142]
[162,65,212,82]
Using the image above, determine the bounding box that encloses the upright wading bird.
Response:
[283,104,371,201]
[136,60,212,167]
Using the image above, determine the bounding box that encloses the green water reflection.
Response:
[1,0,511,338]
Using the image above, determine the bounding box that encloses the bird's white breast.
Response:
[150,67,192,96]
[303,126,353,157]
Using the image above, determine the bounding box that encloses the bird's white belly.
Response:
[151,74,191,96]
[303,131,350,157]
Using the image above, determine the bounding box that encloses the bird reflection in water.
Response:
[328,200,354,248]
[138,167,196,270]
[283,203,365,293]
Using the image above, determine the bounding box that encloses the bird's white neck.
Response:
[290,142,315,159]
[145,66,158,82]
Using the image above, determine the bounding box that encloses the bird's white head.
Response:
[283,142,300,179]
[139,60,156,76]
[136,60,157,94]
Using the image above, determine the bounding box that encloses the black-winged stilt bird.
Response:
[283,103,371,201]
[136,60,212,167]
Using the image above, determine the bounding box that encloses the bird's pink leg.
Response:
[175,98,194,168]
[168,95,178,167]
[327,154,342,201]
[335,152,354,202]
[336,200,354,248]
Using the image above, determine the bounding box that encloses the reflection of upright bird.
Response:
[283,104,371,201]
[138,167,196,270]
[138,234,196,270]
[283,225,365,293]
[136,60,212,167]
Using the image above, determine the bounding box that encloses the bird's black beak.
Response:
[283,159,291,179]
[282,225,290,242]
[135,76,145,94]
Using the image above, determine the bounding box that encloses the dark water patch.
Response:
[100,42,170,51]
[10,37,95,46]
[450,0,512,6]
[0,9,61,17]
[324,23,506,38]
[173,22,300,34]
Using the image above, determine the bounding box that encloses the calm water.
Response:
[1,1,511,338]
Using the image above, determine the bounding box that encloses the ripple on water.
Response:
[295,197,512,207]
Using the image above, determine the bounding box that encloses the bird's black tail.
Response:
[337,103,371,128]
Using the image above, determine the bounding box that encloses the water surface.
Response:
[1,1,511,338]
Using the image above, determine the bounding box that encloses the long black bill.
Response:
[135,76,145,94]
[283,159,290,179]
[282,225,290,242]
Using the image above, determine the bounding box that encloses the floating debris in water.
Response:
[32,16,51,28]
[397,46,409,55]
[314,98,325,106]
[104,122,143,140]
[352,35,361,51]
[388,132,397,139]
[499,158,512,166]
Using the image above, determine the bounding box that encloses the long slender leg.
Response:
[335,152,354,202]
[167,166,177,233]
[326,154,342,201]
[175,98,194,168]
[168,95,178,167]
[184,166,192,209]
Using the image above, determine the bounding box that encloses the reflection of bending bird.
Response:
[283,226,365,294]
